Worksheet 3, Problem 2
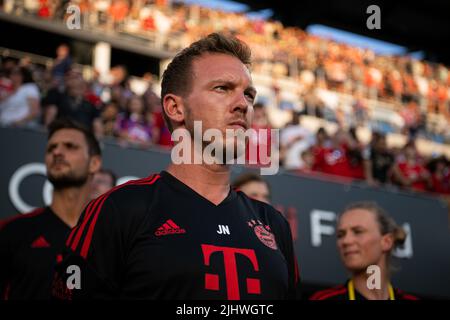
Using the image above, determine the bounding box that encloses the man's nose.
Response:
[52,145,64,156]
[340,234,355,246]
[231,92,251,114]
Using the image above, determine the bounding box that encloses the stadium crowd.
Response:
[1,0,450,197]
[3,0,450,137]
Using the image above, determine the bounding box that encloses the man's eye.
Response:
[245,93,255,101]
[215,86,227,91]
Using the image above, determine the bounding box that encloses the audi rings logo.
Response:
[9,163,53,213]
[8,163,137,214]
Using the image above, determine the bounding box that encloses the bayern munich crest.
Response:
[248,220,278,250]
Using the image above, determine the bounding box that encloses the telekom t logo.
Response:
[201,244,260,300]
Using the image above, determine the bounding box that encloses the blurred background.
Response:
[1,0,450,299]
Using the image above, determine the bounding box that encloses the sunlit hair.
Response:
[161,32,252,132]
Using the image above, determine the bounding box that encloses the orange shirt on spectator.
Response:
[109,0,129,22]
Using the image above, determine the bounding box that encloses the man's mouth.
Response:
[51,161,69,169]
[228,120,248,130]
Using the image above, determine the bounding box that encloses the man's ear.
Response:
[89,155,102,175]
[163,94,185,128]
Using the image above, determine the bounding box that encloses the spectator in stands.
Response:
[108,0,129,31]
[310,202,418,300]
[312,129,356,179]
[4,0,450,196]
[7,0,450,130]
[116,94,153,148]
[142,76,173,147]
[90,168,117,199]
[347,127,365,179]
[0,57,17,76]
[108,83,128,112]
[43,75,101,131]
[52,44,72,84]
[36,67,55,99]
[427,156,450,195]
[147,102,172,147]
[37,0,52,18]
[0,57,16,103]
[109,64,129,87]
[363,132,396,186]
[53,0,70,21]
[246,102,273,166]
[42,67,83,126]
[153,6,173,48]
[296,147,315,174]
[400,98,421,138]
[232,173,271,204]
[93,0,111,27]
[301,89,324,118]
[352,91,369,128]
[280,111,313,169]
[310,127,329,168]
[99,101,120,138]
[106,65,133,108]
[0,66,41,127]
[314,127,330,148]
[393,140,432,192]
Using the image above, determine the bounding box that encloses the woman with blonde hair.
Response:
[310,201,418,300]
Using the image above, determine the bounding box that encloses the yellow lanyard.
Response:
[348,280,395,300]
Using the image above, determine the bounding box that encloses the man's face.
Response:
[10,68,22,87]
[64,70,82,87]
[316,131,326,145]
[103,103,119,120]
[45,129,98,189]
[182,53,256,159]
[239,181,270,204]
[57,45,69,58]
[129,96,144,114]
[336,209,393,274]
[333,130,347,146]
[374,137,387,152]
[301,150,314,168]
[404,146,416,160]
[68,78,86,98]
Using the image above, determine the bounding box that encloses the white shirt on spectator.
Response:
[281,125,314,169]
[154,9,172,35]
[95,0,110,12]
[415,76,429,97]
[24,0,39,11]
[0,83,40,126]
